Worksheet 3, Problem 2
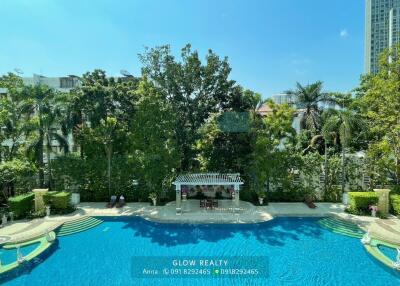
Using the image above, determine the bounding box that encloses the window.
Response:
[60,77,76,89]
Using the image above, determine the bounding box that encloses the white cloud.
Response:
[340,29,349,38]
[291,58,310,65]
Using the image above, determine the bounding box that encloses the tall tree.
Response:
[0,73,32,161]
[139,44,251,170]
[25,85,68,187]
[70,70,138,158]
[322,110,362,193]
[251,101,296,195]
[356,44,400,184]
[287,81,336,131]
[131,79,180,199]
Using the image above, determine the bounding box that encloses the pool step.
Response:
[57,217,103,237]
[318,217,364,238]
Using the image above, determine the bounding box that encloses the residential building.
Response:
[22,74,80,91]
[271,93,296,106]
[365,0,400,73]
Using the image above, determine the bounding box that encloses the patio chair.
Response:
[106,195,117,208]
[116,195,126,208]
[200,199,206,208]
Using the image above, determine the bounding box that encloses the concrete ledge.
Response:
[0,201,399,246]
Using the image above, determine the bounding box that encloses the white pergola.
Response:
[172,173,244,213]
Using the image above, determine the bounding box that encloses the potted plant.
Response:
[149,192,157,206]
[257,191,266,205]
[369,205,378,217]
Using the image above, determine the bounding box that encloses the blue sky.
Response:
[0,0,364,98]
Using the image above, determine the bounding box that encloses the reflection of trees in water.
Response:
[118,217,323,247]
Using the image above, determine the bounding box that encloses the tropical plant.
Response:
[322,110,363,193]
[250,101,297,197]
[287,81,336,131]
[0,73,33,161]
[24,85,68,187]
[356,44,400,185]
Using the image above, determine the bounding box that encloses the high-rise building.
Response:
[365,0,400,73]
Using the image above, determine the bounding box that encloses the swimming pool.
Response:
[0,242,40,265]
[1,217,399,286]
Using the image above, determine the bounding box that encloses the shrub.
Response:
[27,209,46,219]
[43,191,58,206]
[390,194,400,216]
[0,160,36,200]
[43,191,73,214]
[348,192,379,215]
[8,193,34,219]
[323,186,342,203]
[52,154,138,202]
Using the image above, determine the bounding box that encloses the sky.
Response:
[0,0,365,98]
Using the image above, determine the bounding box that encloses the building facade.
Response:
[365,0,400,73]
[22,74,80,91]
[271,93,296,106]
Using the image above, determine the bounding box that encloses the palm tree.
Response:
[25,85,68,188]
[322,110,362,193]
[287,81,336,131]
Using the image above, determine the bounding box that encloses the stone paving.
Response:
[0,200,399,246]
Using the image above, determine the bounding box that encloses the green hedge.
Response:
[348,192,379,215]
[8,193,34,219]
[390,194,400,216]
[52,155,140,202]
[43,191,72,214]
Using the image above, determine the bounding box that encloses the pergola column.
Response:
[175,183,182,214]
[234,184,240,210]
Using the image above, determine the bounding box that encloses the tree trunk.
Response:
[106,145,112,198]
[324,140,328,196]
[341,145,346,193]
[46,133,52,189]
[38,131,45,188]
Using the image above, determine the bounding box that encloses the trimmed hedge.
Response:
[348,192,379,215]
[43,191,72,214]
[390,194,400,216]
[8,193,34,219]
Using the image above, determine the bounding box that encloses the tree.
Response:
[0,73,33,161]
[131,79,180,200]
[195,113,254,174]
[70,70,138,158]
[287,81,336,131]
[139,44,252,171]
[251,101,296,196]
[0,159,36,200]
[25,85,68,187]
[356,44,400,185]
[322,110,362,193]
[96,117,118,198]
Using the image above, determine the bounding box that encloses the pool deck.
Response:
[0,200,399,246]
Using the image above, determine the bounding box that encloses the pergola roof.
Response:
[173,173,243,186]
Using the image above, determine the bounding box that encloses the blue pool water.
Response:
[1,217,399,286]
[0,242,40,265]
[379,245,398,262]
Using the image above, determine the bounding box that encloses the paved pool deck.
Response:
[0,200,399,246]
